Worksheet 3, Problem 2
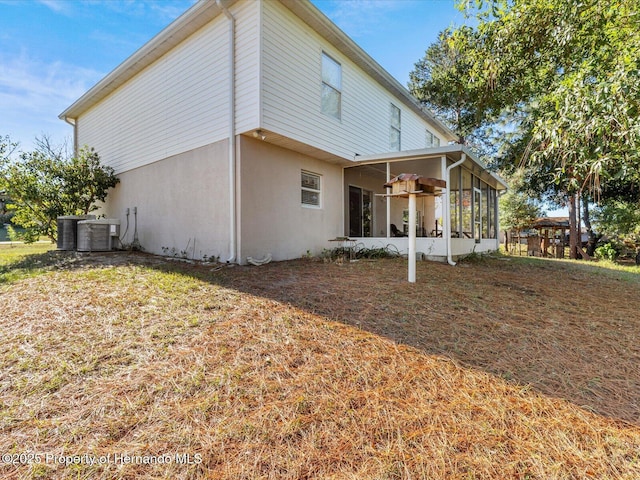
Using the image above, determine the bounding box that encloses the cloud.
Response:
[149,1,197,21]
[34,1,196,23]
[89,0,196,23]
[319,0,403,38]
[37,0,74,15]
[88,30,146,54]
[0,53,103,148]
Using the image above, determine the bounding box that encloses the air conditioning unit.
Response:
[76,219,120,252]
[57,215,96,250]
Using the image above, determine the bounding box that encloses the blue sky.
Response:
[0,0,470,151]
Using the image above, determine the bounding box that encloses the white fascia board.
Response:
[352,145,508,190]
[354,145,466,163]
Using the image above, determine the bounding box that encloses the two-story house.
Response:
[59,0,506,264]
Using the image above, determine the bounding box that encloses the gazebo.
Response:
[528,217,569,258]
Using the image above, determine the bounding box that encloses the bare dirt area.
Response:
[1,248,639,479]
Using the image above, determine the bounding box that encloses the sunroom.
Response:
[342,145,508,262]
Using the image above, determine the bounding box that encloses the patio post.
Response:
[408,193,417,283]
[386,162,391,239]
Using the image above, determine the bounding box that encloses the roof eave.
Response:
[352,145,508,190]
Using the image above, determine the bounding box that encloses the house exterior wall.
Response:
[76,16,230,174]
[354,237,497,262]
[234,0,262,134]
[101,140,230,260]
[261,0,447,161]
[355,237,447,259]
[76,0,262,175]
[238,136,342,262]
[64,0,500,265]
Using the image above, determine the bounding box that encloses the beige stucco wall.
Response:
[101,140,230,261]
[238,136,343,262]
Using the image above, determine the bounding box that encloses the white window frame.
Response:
[390,104,401,151]
[301,170,322,209]
[321,52,342,120]
[426,129,441,148]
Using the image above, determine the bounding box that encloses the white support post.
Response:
[408,193,417,283]
[386,162,391,239]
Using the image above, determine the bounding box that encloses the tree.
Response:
[64,147,120,215]
[0,137,119,242]
[409,27,484,145]
[0,136,17,224]
[592,200,640,246]
[484,0,637,182]
[426,0,640,258]
[499,191,544,253]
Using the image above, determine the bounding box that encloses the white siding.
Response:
[234,0,261,133]
[261,1,443,159]
[77,16,231,174]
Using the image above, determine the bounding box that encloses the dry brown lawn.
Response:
[1,245,639,479]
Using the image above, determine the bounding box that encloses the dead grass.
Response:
[1,249,639,479]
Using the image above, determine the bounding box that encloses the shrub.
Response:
[595,242,620,262]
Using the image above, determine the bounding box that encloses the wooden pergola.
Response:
[527,217,569,258]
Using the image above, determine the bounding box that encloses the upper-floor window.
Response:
[426,129,441,148]
[390,104,401,151]
[321,52,341,119]
[301,170,322,208]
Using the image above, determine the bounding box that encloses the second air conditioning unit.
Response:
[76,219,120,252]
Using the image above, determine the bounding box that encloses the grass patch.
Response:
[0,242,58,283]
[1,250,639,478]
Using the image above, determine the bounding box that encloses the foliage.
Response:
[454,0,640,200]
[2,150,67,241]
[6,224,39,243]
[499,191,544,233]
[595,242,621,262]
[0,136,119,242]
[64,147,120,215]
[409,27,484,144]
[0,134,18,164]
[321,243,401,262]
[592,199,640,244]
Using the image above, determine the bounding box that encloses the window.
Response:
[301,171,321,207]
[426,129,441,148]
[390,104,401,151]
[321,53,341,119]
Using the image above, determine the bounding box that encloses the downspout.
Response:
[63,117,78,156]
[446,153,466,266]
[216,0,237,263]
